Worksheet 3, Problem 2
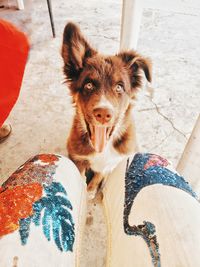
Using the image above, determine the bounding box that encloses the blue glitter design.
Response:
[19,217,31,245]
[124,153,197,267]
[19,182,75,252]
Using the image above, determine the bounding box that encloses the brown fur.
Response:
[61,22,152,194]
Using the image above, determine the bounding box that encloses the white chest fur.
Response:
[88,140,125,175]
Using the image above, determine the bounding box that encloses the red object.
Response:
[0,19,30,127]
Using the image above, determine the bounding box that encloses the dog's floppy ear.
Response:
[62,22,96,81]
[118,51,152,90]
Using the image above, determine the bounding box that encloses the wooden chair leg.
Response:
[120,0,144,50]
[177,114,200,195]
[16,0,24,10]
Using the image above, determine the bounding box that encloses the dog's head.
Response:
[62,22,152,153]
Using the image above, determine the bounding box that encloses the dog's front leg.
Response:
[87,172,104,199]
[69,157,90,179]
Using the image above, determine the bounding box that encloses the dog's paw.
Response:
[87,189,97,200]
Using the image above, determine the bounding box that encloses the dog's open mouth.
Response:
[87,123,113,153]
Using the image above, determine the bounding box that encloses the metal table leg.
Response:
[46,0,56,38]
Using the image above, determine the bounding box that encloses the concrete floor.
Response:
[0,0,200,266]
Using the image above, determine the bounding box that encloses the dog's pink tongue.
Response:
[91,126,107,153]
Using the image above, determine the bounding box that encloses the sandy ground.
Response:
[0,0,200,266]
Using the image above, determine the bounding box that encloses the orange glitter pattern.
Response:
[37,154,59,164]
[0,183,42,237]
[144,154,169,170]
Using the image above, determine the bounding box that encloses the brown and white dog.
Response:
[61,22,152,197]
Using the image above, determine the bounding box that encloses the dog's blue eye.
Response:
[115,84,124,93]
[84,82,94,91]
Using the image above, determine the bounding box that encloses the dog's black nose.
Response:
[93,108,113,124]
